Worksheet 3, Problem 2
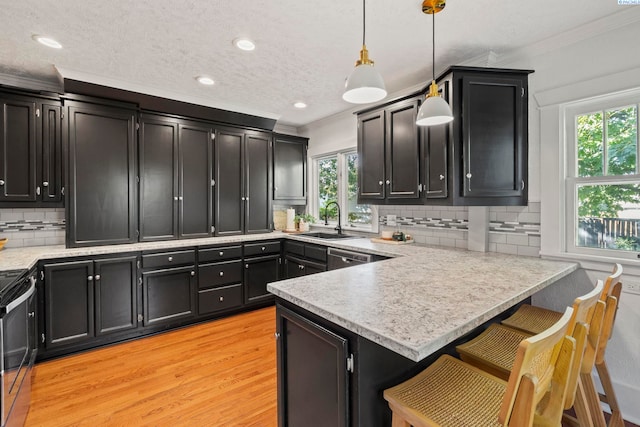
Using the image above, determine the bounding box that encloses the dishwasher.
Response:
[327,247,373,270]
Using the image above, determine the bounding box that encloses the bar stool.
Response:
[500,265,623,426]
[383,307,577,427]
[455,280,605,427]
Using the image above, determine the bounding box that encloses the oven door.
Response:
[1,276,36,427]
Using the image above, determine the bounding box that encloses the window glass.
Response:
[346,153,371,226]
[577,112,603,177]
[606,106,637,175]
[317,156,338,222]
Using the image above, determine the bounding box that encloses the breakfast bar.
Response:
[268,243,578,427]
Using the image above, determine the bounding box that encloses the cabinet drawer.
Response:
[244,241,281,257]
[142,250,195,269]
[198,245,242,263]
[285,241,304,257]
[198,261,243,289]
[198,284,243,315]
[305,244,327,263]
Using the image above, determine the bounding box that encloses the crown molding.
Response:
[0,72,61,93]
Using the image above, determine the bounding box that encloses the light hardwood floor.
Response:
[26,307,277,426]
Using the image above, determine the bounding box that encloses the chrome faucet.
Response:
[324,201,342,234]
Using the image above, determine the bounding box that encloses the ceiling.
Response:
[0,1,634,127]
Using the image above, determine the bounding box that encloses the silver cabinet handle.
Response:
[245,264,249,269]
[36,186,41,195]
[219,296,224,302]
[174,196,178,201]
[43,181,49,187]
[178,196,183,201]
[95,274,101,280]
[386,180,390,185]
[88,275,93,281]
[261,246,266,251]
[190,271,195,276]
[246,197,249,201]
[241,197,246,201]
[274,186,278,191]
[211,179,215,187]
[219,271,224,276]
[0,179,5,186]
[521,180,525,190]
[168,256,173,262]
[466,173,472,179]
[299,265,305,270]
[274,332,280,340]
[378,180,383,185]
[439,174,445,180]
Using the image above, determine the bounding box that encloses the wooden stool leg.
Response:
[596,361,624,427]
[580,372,607,427]
[391,412,411,427]
[574,378,596,427]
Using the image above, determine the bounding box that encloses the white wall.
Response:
[297,11,640,423]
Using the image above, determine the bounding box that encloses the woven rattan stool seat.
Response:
[501,304,563,335]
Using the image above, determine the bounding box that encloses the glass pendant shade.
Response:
[416,85,453,126]
[343,60,387,104]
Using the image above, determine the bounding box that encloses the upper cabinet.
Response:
[357,66,532,206]
[139,114,213,241]
[0,92,63,206]
[214,127,272,236]
[273,134,307,205]
[65,99,138,247]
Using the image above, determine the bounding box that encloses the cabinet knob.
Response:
[168,256,173,262]
[439,174,445,180]
[219,251,224,256]
[245,264,249,269]
[28,312,35,318]
[466,173,472,179]
[378,180,383,186]
[36,186,41,195]
[261,246,266,251]
[386,180,390,185]
[43,181,49,187]
[274,186,278,191]
[274,332,280,340]
[178,196,183,201]
[219,296,224,302]
[245,197,249,201]
[87,275,93,281]
[219,271,224,276]
[95,274,101,281]
[0,180,4,186]
[190,271,195,276]
[174,196,178,201]
[299,265,304,270]
[241,197,246,201]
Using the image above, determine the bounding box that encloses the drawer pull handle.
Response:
[439,174,445,180]
[168,256,173,262]
[219,296,224,302]
[190,271,195,276]
[219,251,224,256]
[261,246,266,251]
[219,271,224,276]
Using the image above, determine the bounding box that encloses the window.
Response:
[313,150,376,232]
[566,97,640,257]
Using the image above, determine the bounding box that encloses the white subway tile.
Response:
[489,233,507,243]
[455,240,467,249]
[517,212,541,224]
[0,211,24,221]
[4,238,23,248]
[413,234,426,244]
[24,212,46,221]
[439,238,456,247]
[45,236,65,245]
[425,237,440,246]
[489,242,497,252]
[496,243,518,255]
[517,246,540,257]
[495,212,519,222]
[528,235,541,247]
[506,206,528,213]
[506,234,529,246]
[528,202,541,213]
[490,206,507,212]
[23,238,46,247]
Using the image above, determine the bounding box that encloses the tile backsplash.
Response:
[0,208,66,248]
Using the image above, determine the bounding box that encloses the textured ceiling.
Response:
[0,1,634,127]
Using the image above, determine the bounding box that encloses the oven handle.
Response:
[5,276,36,314]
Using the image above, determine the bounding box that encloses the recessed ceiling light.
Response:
[294,102,307,109]
[33,35,62,49]
[233,38,256,51]
[196,76,215,86]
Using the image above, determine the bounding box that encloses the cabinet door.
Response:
[244,254,279,304]
[179,122,212,238]
[43,260,94,348]
[357,110,385,200]
[139,116,179,241]
[284,256,305,279]
[245,131,272,234]
[0,96,37,202]
[142,266,196,326]
[215,128,244,235]
[462,75,526,199]
[66,101,137,247]
[385,99,420,199]
[276,305,349,427]
[302,259,327,275]
[423,124,449,199]
[94,256,138,336]
[40,103,63,202]
[273,135,307,204]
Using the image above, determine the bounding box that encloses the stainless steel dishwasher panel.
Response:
[327,248,372,270]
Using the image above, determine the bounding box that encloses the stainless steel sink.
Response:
[301,232,356,239]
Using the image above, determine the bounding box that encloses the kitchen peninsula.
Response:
[267,239,577,427]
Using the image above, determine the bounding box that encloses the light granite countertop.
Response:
[267,243,578,362]
[0,231,578,362]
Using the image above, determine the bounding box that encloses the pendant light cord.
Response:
[432,10,435,81]
[362,0,366,46]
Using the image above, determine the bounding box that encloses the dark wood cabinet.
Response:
[358,98,420,202]
[139,114,212,241]
[421,80,450,201]
[283,240,327,279]
[197,245,243,316]
[65,100,138,246]
[243,241,281,305]
[276,304,349,427]
[41,255,138,351]
[273,134,307,205]
[0,95,37,202]
[214,127,272,235]
[142,266,196,326]
[40,102,63,202]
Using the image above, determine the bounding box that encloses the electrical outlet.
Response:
[387,214,397,226]
[623,281,640,295]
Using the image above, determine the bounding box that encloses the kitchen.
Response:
[1,1,639,426]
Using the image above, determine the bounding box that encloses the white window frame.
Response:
[564,94,640,260]
[310,149,378,233]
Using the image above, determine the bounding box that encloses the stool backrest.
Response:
[597,264,623,364]
[498,307,576,426]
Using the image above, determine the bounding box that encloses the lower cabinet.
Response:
[243,241,281,305]
[283,241,327,279]
[276,304,349,427]
[197,245,243,316]
[40,255,138,354]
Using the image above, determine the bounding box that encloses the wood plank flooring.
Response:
[26,307,277,427]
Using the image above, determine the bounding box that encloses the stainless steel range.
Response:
[0,270,37,427]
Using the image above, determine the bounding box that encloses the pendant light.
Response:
[342,0,387,104]
[416,0,453,126]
